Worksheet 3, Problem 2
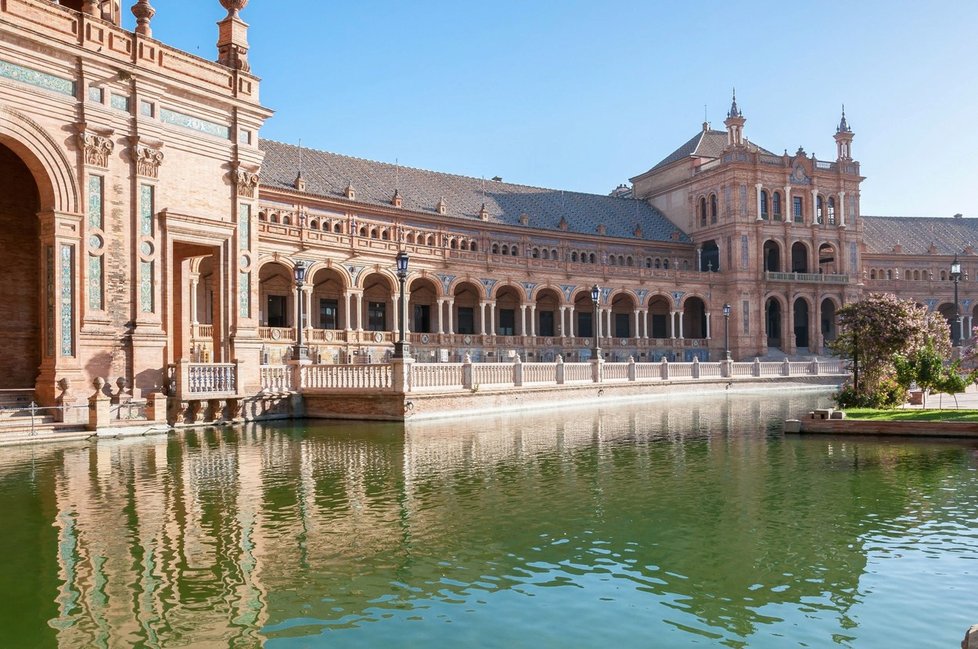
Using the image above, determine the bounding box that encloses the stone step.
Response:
[0,414,56,432]
[0,389,35,409]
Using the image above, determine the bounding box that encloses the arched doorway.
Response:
[763,240,781,272]
[818,243,837,275]
[494,285,523,336]
[794,298,810,350]
[573,290,596,339]
[360,273,396,333]
[938,303,959,343]
[452,281,482,335]
[535,288,562,338]
[407,277,438,334]
[791,242,809,273]
[765,298,782,349]
[647,295,672,339]
[682,297,707,339]
[309,267,347,331]
[0,143,41,391]
[821,299,838,347]
[700,240,720,272]
[611,293,636,338]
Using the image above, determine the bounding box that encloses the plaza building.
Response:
[0,0,972,410]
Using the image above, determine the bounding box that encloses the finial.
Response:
[219,0,248,18]
[293,140,305,190]
[837,104,851,133]
[131,0,155,36]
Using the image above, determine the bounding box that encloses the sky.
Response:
[132,1,978,218]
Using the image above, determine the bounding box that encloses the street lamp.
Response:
[292,260,308,361]
[394,251,410,359]
[951,254,962,347]
[722,303,732,360]
[590,284,601,360]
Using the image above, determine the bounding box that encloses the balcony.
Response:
[766,271,849,285]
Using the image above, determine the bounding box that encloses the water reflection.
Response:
[1,391,976,647]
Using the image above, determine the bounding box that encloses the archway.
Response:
[682,297,707,339]
[535,288,562,338]
[452,281,482,335]
[791,242,809,273]
[0,143,41,390]
[938,303,959,343]
[494,285,522,336]
[818,243,837,275]
[765,298,783,349]
[309,267,347,330]
[611,293,636,338]
[361,273,396,333]
[573,290,596,338]
[821,299,838,346]
[794,298,810,349]
[700,240,720,272]
[763,240,781,272]
[258,261,294,330]
[647,295,672,339]
[407,277,439,334]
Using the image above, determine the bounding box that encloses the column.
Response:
[343,290,353,330]
[755,183,763,220]
[678,310,685,339]
[571,307,577,337]
[446,298,455,335]
[529,305,537,337]
[189,273,200,326]
[355,293,363,331]
[633,310,640,339]
[605,308,612,339]
[479,301,487,335]
[489,301,496,336]
[705,312,711,339]
[520,304,527,337]
[670,311,677,339]
[838,191,847,227]
[390,294,398,336]
[436,298,445,334]
[641,309,649,339]
[559,306,567,337]
[811,188,819,225]
[784,186,791,222]
[302,286,313,333]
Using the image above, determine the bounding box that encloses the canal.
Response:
[1,390,976,647]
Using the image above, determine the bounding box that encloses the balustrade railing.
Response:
[523,362,558,384]
[472,363,516,386]
[170,361,239,399]
[260,365,292,392]
[412,363,464,390]
[302,364,393,390]
[563,363,592,383]
[765,271,849,285]
[604,363,630,381]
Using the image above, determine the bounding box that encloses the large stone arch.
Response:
[0,104,78,214]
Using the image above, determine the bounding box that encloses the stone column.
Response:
[559,306,567,337]
[633,310,640,339]
[520,304,527,337]
[811,188,819,225]
[784,186,792,222]
[705,312,711,339]
[678,310,685,339]
[755,183,763,220]
[670,311,677,339]
[838,191,847,227]
[189,272,200,327]
[446,298,455,335]
[529,304,536,337]
[489,302,496,336]
[355,292,363,331]
[302,286,313,334]
[343,290,353,330]
[479,301,487,335]
[436,298,445,334]
[641,309,649,338]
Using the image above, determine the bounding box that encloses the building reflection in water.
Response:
[5,391,972,646]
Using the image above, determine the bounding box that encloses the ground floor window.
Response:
[651,314,668,338]
[499,309,516,335]
[368,302,386,331]
[577,311,594,338]
[457,307,475,334]
[267,295,288,327]
[414,304,431,333]
[539,310,555,337]
[615,313,629,338]
[319,298,338,329]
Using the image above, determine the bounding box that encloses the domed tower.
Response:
[834,106,854,161]
[724,89,746,147]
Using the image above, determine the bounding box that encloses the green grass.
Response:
[844,408,978,422]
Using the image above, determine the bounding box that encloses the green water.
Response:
[2,390,977,648]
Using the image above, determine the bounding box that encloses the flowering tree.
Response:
[830,293,950,406]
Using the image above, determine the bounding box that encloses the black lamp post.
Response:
[292,260,308,361]
[722,303,732,360]
[591,284,601,360]
[951,254,962,346]
[394,251,410,359]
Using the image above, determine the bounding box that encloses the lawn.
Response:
[844,408,978,422]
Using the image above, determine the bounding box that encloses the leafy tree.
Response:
[894,342,951,408]
[831,293,950,406]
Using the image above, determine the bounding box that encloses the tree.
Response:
[830,293,950,406]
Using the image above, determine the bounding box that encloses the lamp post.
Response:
[722,303,732,360]
[292,260,308,361]
[591,284,601,360]
[394,251,410,359]
[951,254,962,347]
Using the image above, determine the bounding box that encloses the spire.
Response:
[727,88,742,119]
[837,104,852,133]
[723,88,746,147]
[293,140,305,191]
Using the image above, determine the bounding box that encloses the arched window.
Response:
[282,215,291,226]
[334,222,343,233]
[663,259,670,269]
[941,270,948,281]
[258,211,267,221]
[626,256,633,267]
[589,253,596,264]
[828,197,836,225]
[887,269,893,280]
[816,195,824,224]
[609,256,617,266]
[760,190,769,219]
[532,247,539,259]
[571,251,579,262]
[699,197,707,227]
[645,257,652,268]
[682,260,689,270]
[359,226,368,237]
[471,242,478,252]
[654,258,661,269]
[492,243,500,254]
[381,229,390,240]
[511,246,520,256]
[870,270,877,279]
[270,213,279,223]
[450,239,458,249]
[772,192,782,220]
[710,194,718,224]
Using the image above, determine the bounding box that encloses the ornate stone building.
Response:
[0,0,972,407]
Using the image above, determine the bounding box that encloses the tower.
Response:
[834,106,854,161]
[724,89,746,147]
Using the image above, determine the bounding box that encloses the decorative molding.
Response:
[0,59,75,96]
[77,127,115,169]
[233,163,260,198]
[159,108,231,139]
[131,139,164,178]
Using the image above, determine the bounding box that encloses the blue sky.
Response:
[137,1,977,217]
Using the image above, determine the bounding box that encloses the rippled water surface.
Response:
[2,390,977,648]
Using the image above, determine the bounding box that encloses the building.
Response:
[0,0,971,410]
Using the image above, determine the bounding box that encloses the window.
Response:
[816,195,824,224]
[772,192,782,220]
[577,311,594,337]
[368,302,386,331]
[499,309,516,335]
[828,197,836,225]
[457,307,475,334]
[792,196,803,222]
[760,190,769,219]
[615,313,630,338]
[651,314,668,338]
[539,311,555,337]
[266,295,287,327]
[699,197,707,227]
[413,304,431,333]
[319,299,339,330]
[710,194,718,224]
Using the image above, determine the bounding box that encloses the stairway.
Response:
[0,389,56,433]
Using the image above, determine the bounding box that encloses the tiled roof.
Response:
[259,139,689,244]
[635,127,776,177]
[862,216,978,255]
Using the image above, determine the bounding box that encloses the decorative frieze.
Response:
[233,164,260,198]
